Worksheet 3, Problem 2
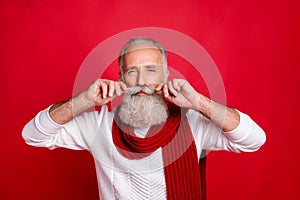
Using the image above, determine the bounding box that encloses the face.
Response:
[121,44,169,89]
[118,44,169,127]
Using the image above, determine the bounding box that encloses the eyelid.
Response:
[126,67,138,73]
[144,65,158,71]
[148,68,156,72]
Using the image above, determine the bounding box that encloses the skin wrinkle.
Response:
[123,45,166,86]
[117,43,170,128]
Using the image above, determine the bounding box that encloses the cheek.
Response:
[148,75,163,83]
[124,75,136,86]
[143,71,164,84]
[152,71,165,83]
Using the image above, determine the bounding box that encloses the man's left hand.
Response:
[156,79,200,111]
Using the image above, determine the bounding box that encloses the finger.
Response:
[108,81,115,97]
[95,79,102,95]
[168,81,178,97]
[163,83,169,97]
[155,83,164,91]
[155,83,164,95]
[95,78,102,87]
[172,79,181,92]
[101,81,108,99]
[119,81,128,93]
[115,82,122,96]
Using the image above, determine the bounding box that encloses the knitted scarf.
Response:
[112,105,203,199]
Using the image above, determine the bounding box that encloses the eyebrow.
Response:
[126,64,158,70]
[124,63,162,74]
[144,64,157,69]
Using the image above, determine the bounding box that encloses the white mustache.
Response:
[126,86,155,95]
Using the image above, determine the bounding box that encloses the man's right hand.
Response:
[84,79,128,106]
[49,79,127,124]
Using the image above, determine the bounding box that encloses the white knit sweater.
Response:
[22,105,266,200]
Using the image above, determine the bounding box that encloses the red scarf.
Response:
[112,105,204,199]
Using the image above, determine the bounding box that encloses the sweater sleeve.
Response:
[187,109,266,153]
[22,106,108,150]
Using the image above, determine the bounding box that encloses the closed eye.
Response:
[126,67,138,74]
[144,65,157,72]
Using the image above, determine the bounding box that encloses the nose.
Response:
[137,70,146,86]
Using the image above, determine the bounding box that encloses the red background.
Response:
[1,0,299,199]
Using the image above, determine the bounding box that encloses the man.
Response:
[22,37,266,200]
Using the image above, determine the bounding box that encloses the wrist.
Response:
[195,93,212,118]
[73,92,95,113]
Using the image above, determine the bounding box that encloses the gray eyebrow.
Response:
[143,64,158,68]
[126,66,138,70]
[126,64,160,71]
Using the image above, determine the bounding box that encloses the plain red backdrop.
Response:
[1,0,299,199]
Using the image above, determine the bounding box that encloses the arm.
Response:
[160,79,266,152]
[187,109,266,153]
[22,79,127,149]
[160,79,239,132]
[49,79,127,124]
[193,93,239,132]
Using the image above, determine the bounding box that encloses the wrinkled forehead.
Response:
[124,43,163,56]
[123,44,164,67]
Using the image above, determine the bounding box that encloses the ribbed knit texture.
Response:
[112,105,202,200]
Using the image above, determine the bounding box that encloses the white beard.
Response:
[117,86,168,128]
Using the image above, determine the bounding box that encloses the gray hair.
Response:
[118,37,168,78]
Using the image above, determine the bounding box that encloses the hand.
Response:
[156,79,200,111]
[84,78,127,106]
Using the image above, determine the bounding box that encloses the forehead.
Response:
[123,44,163,67]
